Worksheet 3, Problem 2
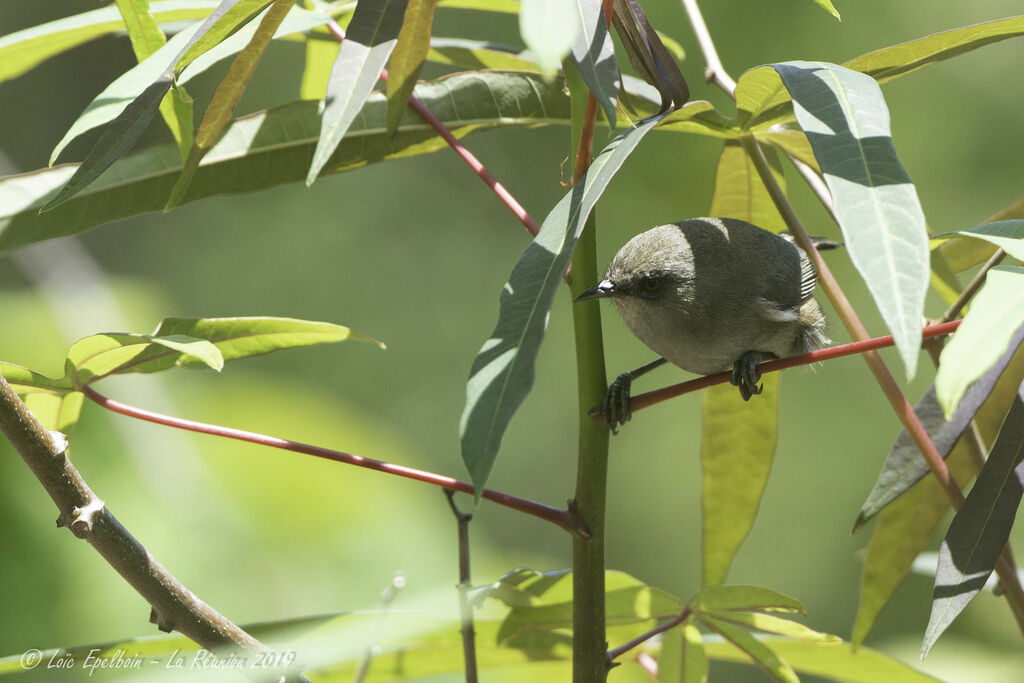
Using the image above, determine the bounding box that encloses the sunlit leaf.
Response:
[307,0,409,185]
[811,0,841,20]
[689,584,803,614]
[937,268,1024,417]
[519,0,578,75]
[0,0,219,84]
[700,616,798,683]
[773,60,928,380]
[856,325,1024,529]
[166,0,297,209]
[300,29,339,99]
[923,396,1024,657]
[658,621,708,683]
[2,71,570,253]
[948,220,1024,262]
[705,610,838,642]
[704,637,941,682]
[568,0,618,125]
[459,112,666,495]
[426,37,537,70]
[386,0,439,136]
[174,0,274,70]
[937,199,1024,273]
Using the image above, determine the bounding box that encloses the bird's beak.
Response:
[575,279,615,302]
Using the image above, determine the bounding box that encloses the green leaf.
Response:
[700,378,779,586]
[811,0,840,20]
[2,71,570,254]
[689,584,803,614]
[922,396,1024,657]
[850,350,1024,646]
[937,199,1024,273]
[40,0,260,210]
[948,219,1024,263]
[300,30,339,99]
[426,37,538,70]
[705,610,838,642]
[519,0,578,74]
[437,0,520,12]
[701,135,786,587]
[0,0,219,85]
[385,0,439,136]
[307,0,409,185]
[700,616,799,683]
[844,15,1024,84]
[459,112,665,495]
[64,333,219,385]
[855,327,1024,530]
[704,638,942,682]
[658,621,708,683]
[0,362,81,434]
[937,268,1024,417]
[166,0,297,209]
[568,0,619,125]
[175,0,274,71]
[773,60,929,380]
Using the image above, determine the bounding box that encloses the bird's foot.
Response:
[731,351,766,401]
[599,372,634,434]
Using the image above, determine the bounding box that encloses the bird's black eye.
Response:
[637,274,662,297]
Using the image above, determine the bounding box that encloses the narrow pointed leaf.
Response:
[658,621,707,683]
[923,396,1024,657]
[773,61,928,380]
[166,0,296,209]
[704,638,942,682]
[50,6,331,165]
[706,610,838,642]
[3,71,569,253]
[39,0,256,210]
[690,585,803,614]
[64,333,220,385]
[701,137,785,587]
[569,0,619,125]
[519,0,578,75]
[427,38,537,70]
[307,0,409,185]
[610,0,688,111]
[459,113,666,494]
[856,323,1024,529]
[385,0,440,136]
[700,616,798,683]
[937,268,1024,416]
[812,0,840,20]
[844,16,1024,84]
[937,199,1024,273]
[0,0,219,84]
[174,0,273,70]
[950,220,1024,262]
[851,350,1024,646]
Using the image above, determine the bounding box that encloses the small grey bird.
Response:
[576,217,835,430]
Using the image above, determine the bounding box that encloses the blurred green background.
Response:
[1,0,1022,680]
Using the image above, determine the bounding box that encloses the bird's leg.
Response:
[599,357,668,433]
[731,351,772,401]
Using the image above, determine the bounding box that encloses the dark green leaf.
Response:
[385,0,439,136]
[923,395,1024,657]
[569,0,619,125]
[773,61,929,380]
[459,112,666,495]
[855,323,1024,530]
[307,0,410,185]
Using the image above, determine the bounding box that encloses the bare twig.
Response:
[445,490,478,683]
[0,377,283,663]
[940,247,1006,323]
[606,607,691,663]
[325,21,540,237]
[81,384,587,537]
[677,0,735,96]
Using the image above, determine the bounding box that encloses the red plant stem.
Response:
[628,319,962,414]
[325,21,540,237]
[80,384,586,536]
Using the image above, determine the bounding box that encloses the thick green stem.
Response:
[566,63,611,682]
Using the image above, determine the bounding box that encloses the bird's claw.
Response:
[600,372,635,434]
[731,351,764,401]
